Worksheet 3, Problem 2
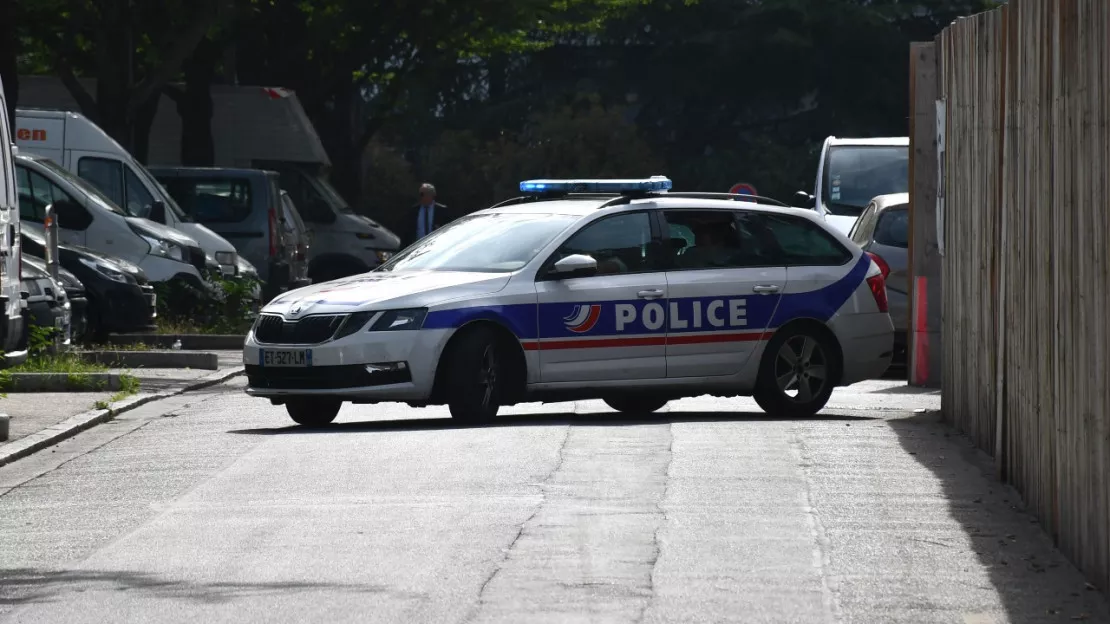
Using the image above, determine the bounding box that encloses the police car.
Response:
[244,177,894,426]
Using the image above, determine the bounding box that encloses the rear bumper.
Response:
[830,312,894,385]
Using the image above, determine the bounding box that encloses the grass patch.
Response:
[154,320,252,336]
[93,376,140,410]
[12,354,108,374]
[84,342,155,352]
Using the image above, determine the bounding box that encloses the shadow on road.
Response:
[228,410,879,435]
[888,413,1110,623]
[0,568,422,607]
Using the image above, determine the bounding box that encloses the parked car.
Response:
[14,108,242,277]
[0,84,28,367]
[279,190,311,288]
[14,153,212,291]
[849,192,909,366]
[21,255,70,349]
[150,167,313,301]
[23,253,89,343]
[20,226,156,339]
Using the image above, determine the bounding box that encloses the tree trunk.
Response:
[131,93,160,164]
[174,39,219,165]
[314,86,363,210]
[93,0,135,150]
[0,0,18,136]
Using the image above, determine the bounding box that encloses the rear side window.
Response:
[758,213,852,266]
[850,203,879,245]
[874,207,909,248]
[165,178,254,223]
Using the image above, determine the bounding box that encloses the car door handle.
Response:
[752,285,781,294]
[637,289,665,299]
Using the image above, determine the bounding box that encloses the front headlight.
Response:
[215,251,237,266]
[77,257,131,284]
[368,308,427,332]
[138,233,188,263]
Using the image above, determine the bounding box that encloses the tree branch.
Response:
[126,1,225,118]
[55,56,99,121]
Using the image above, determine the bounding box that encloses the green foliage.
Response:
[154,274,261,335]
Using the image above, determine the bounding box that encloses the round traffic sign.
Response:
[729,182,758,196]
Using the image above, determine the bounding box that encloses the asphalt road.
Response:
[0,378,1106,624]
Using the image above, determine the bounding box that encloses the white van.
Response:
[791,136,910,235]
[14,109,241,277]
[13,152,209,288]
[0,84,28,366]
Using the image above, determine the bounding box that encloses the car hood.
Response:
[825,214,859,236]
[263,270,511,317]
[124,217,200,248]
[341,213,401,251]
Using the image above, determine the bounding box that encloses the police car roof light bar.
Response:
[519,176,673,195]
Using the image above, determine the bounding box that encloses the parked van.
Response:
[0,83,28,366]
[13,109,242,276]
[150,166,313,300]
[13,152,210,289]
[791,136,909,235]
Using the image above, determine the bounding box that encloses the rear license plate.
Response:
[261,349,311,367]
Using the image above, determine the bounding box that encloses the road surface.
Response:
[0,378,1105,623]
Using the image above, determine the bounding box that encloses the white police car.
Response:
[244,177,894,426]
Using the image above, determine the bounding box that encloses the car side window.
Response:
[20,168,92,230]
[758,213,853,266]
[123,166,156,219]
[874,207,909,248]
[78,157,126,209]
[550,212,657,276]
[664,210,776,270]
[15,165,45,222]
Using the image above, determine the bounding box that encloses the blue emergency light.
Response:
[519,176,673,194]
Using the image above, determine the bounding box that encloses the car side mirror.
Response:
[549,254,598,279]
[670,238,688,251]
[150,200,167,223]
[49,200,81,224]
[791,191,815,209]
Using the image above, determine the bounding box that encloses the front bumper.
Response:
[243,326,453,401]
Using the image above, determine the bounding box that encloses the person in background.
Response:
[401,183,455,248]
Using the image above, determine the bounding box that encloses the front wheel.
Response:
[444,327,504,423]
[286,397,343,426]
[753,327,837,418]
[604,396,669,415]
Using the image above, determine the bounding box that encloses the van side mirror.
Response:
[149,200,167,223]
[791,191,815,209]
[49,200,90,230]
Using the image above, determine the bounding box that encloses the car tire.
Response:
[286,397,342,426]
[753,326,837,418]
[444,327,504,424]
[603,396,669,415]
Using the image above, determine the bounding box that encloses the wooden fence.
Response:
[936,0,1110,588]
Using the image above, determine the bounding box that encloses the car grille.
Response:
[187,246,207,272]
[245,364,411,390]
[253,313,347,345]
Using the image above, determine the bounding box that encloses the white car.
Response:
[244,177,894,426]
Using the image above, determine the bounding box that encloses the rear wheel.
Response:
[753,327,837,418]
[286,397,343,426]
[443,327,504,423]
[603,396,669,415]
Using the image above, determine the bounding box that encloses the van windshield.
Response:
[821,145,909,217]
[315,177,355,214]
[35,158,126,216]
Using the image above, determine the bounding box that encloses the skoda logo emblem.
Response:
[290,303,303,315]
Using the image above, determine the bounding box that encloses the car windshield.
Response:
[822,145,908,217]
[377,212,578,273]
[135,164,191,221]
[34,158,127,216]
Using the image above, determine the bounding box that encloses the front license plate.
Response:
[261,349,311,367]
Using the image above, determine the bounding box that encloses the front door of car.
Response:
[662,208,786,378]
[533,210,668,383]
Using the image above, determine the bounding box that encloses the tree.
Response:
[17,0,229,157]
[0,0,17,134]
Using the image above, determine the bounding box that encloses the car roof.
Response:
[871,192,910,211]
[148,166,276,177]
[827,136,909,147]
[479,196,822,221]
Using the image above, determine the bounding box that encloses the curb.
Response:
[106,334,246,351]
[1,372,127,393]
[0,366,245,468]
[75,350,220,370]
